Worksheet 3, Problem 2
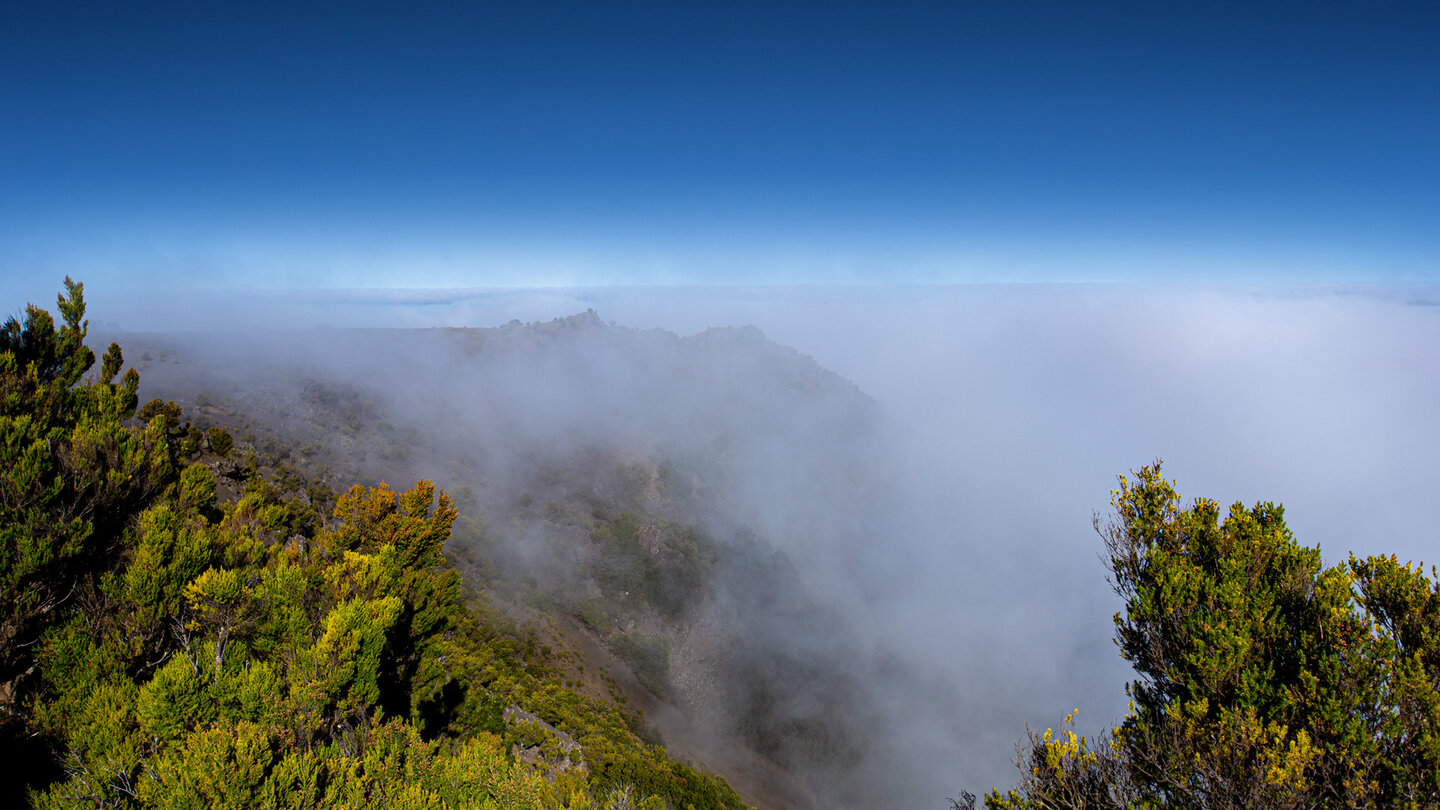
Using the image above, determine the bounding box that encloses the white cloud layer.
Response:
[62,281,1440,802]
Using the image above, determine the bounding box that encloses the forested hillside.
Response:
[1,280,749,809]
[111,304,898,808]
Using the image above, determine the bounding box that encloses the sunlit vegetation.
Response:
[985,463,1440,809]
[1,281,749,809]
[110,305,892,805]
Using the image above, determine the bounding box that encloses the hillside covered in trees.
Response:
[1,280,749,809]
[107,298,905,808]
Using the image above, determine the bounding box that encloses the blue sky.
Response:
[2,1,1437,292]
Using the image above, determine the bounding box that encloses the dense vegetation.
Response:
[1,281,748,809]
[123,321,880,806]
[985,464,1440,809]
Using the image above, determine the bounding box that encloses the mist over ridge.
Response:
[96,281,1440,563]
[95,281,1440,805]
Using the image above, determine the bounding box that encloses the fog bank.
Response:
[86,282,1440,804]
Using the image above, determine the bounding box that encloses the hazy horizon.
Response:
[3,2,1436,290]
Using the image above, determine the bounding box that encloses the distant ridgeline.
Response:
[0,280,752,809]
[112,302,896,807]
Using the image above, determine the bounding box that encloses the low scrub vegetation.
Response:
[1,280,748,809]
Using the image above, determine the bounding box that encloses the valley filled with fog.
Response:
[98,282,1440,806]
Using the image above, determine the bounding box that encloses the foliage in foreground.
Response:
[988,463,1440,809]
[1,280,747,809]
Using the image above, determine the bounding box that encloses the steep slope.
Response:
[3,284,753,809]
[114,312,890,808]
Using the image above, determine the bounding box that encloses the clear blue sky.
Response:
[2,1,1436,291]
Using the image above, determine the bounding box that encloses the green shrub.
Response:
[207,426,233,456]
